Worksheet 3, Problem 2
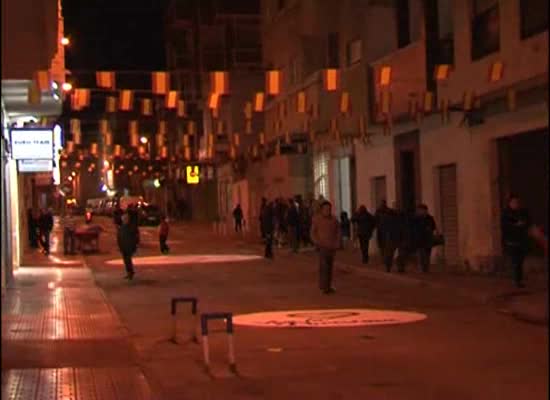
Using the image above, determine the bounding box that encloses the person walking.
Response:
[353,206,377,264]
[311,201,341,294]
[27,208,39,248]
[113,205,123,228]
[287,198,300,253]
[339,211,351,249]
[62,208,77,255]
[233,204,243,233]
[38,208,54,255]
[261,201,275,259]
[382,203,406,272]
[127,204,140,246]
[375,200,391,257]
[117,213,138,280]
[159,215,170,254]
[411,204,437,273]
[501,195,531,288]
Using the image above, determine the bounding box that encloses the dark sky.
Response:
[62,0,169,71]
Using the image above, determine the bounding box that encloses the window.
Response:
[346,39,362,66]
[327,32,340,68]
[520,0,548,39]
[471,0,500,60]
[314,152,330,200]
[396,0,411,48]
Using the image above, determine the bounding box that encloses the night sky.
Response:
[62,0,169,72]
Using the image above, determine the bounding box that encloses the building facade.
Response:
[355,0,548,270]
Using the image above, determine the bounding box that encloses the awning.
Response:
[1,79,62,120]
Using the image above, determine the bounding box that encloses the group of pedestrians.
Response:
[27,208,54,255]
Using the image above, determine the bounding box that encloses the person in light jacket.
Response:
[310,201,341,294]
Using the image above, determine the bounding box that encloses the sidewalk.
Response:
[2,249,157,399]
[229,229,548,325]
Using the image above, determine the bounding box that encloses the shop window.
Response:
[346,39,362,66]
[520,0,548,39]
[471,0,500,60]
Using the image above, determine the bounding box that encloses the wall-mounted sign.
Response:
[17,159,53,172]
[10,128,53,160]
[186,165,200,184]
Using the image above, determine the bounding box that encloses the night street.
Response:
[8,216,543,399]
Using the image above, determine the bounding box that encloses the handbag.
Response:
[432,233,445,247]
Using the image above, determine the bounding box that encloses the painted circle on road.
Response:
[233,309,427,328]
[105,254,263,266]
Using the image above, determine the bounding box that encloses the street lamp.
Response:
[140,136,148,145]
[62,82,73,92]
[61,37,70,46]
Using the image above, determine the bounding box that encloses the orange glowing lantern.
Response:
[379,66,392,86]
[323,69,340,91]
[177,100,186,117]
[208,93,220,109]
[297,91,307,113]
[165,91,178,108]
[489,61,504,82]
[141,98,153,116]
[434,64,451,81]
[152,71,170,95]
[119,90,134,111]
[106,96,117,113]
[266,70,281,95]
[96,71,116,89]
[210,71,229,95]
[254,92,265,112]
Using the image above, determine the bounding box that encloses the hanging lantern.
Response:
[106,96,117,112]
[208,93,220,109]
[165,90,178,108]
[160,146,168,158]
[379,66,392,86]
[489,61,504,82]
[114,144,122,157]
[70,118,81,134]
[210,71,229,95]
[297,91,307,113]
[323,69,340,91]
[90,142,98,156]
[104,132,113,147]
[119,90,134,111]
[184,147,191,161]
[152,71,170,95]
[266,70,281,95]
[259,132,265,146]
[187,121,196,136]
[66,141,75,153]
[177,100,186,117]
[156,133,165,149]
[158,120,167,136]
[230,146,237,160]
[129,121,139,147]
[141,99,153,116]
[96,71,116,89]
[73,89,90,109]
[254,92,265,112]
[340,91,350,114]
[99,119,109,135]
[434,64,451,81]
[208,133,215,146]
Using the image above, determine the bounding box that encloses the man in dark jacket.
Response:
[260,201,275,259]
[501,195,531,288]
[117,213,138,280]
[38,208,54,255]
[287,198,300,253]
[411,204,437,272]
[113,205,123,227]
[352,205,377,264]
[382,203,408,272]
[233,204,243,233]
[375,200,391,256]
[27,208,38,248]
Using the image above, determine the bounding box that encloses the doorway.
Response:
[394,131,421,213]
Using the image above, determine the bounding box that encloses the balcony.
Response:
[369,40,427,123]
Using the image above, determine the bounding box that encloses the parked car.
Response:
[138,204,162,226]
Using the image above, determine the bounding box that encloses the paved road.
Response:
[78,217,548,400]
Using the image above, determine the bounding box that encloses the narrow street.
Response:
[3,217,548,399]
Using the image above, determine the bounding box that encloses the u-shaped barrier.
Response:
[200,312,237,374]
[170,297,199,343]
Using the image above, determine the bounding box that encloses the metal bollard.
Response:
[170,297,198,344]
[200,313,237,374]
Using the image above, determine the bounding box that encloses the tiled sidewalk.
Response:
[1,265,156,400]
